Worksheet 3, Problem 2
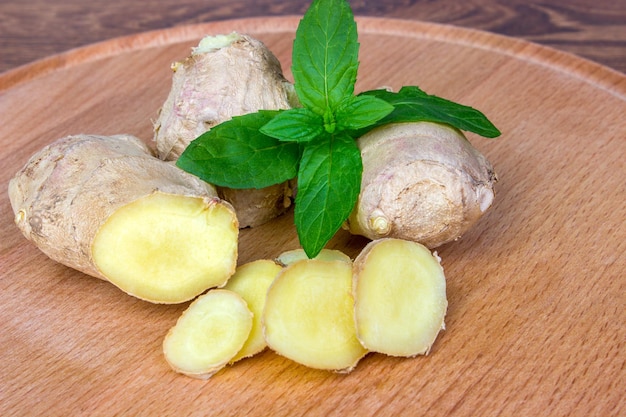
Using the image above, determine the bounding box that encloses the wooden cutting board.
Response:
[1,16,624,416]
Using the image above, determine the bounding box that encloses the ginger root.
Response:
[161,239,449,378]
[275,248,351,266]
[163,289,253,379]
[223,259,282,362]
[353,238,447,357]
[153,32,298,228]
[345,122,498,248]
[263,259,368,372]
[8,134,238,303]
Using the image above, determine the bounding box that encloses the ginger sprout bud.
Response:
[369,210,391,236]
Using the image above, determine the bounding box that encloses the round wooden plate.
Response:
[1,17,624,416]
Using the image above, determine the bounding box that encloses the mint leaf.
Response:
[176,111,300,189]
[335,95,394,131]
[358,86,501,138]
[292,0,359,115]
[260,108,324,142]
[295,133,362,257]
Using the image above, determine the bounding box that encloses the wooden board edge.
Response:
[2,16,624,98]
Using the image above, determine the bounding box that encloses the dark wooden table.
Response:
[1,0,625,75]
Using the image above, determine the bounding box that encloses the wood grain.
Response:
[0,0,624,73]
[1,17,624,417]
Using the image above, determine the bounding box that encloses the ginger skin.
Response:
[345,122,498,248]
[9,134,239,304]
[153,32,298,228]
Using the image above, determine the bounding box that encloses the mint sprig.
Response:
[177,0,500,258]
[270,0,391,256]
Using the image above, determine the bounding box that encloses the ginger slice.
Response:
[263,259,367,372]
[223,259,283,362]
[275,248,351,266]
[353,238,448,357]
[92,192,238,304]
[163,289,253,379]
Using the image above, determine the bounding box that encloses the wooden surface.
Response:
[1,14,625,417]
[1,0,625,75]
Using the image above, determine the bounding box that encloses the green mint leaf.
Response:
[335,95,395,131]
[295,133,362,258]
[358,86,501,138]
[260,108,324,143]
[177,111,300,189]
[292,0,359,115]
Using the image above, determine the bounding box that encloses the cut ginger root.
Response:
[275,248,351,266]
[353,238,448,357]
[163,289,253,379]
[8,134,238,304]
[263,259,368,372]
[223,259,283,363]
[161,239,449,379]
